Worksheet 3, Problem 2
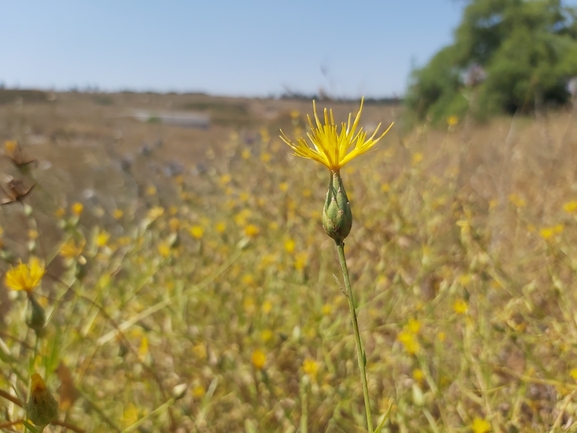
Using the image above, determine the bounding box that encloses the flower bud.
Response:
[322,172,352,244]
[26,373,58,427]
[26,295,46,333]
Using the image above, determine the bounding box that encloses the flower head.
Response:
[4,257,45,292]
[26,373,58,427]
[280,98,393,172]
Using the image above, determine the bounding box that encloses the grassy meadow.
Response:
[2,90,577,432]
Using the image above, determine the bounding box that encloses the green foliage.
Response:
[406,0,577,123]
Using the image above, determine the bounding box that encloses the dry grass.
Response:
[1,91,577,432]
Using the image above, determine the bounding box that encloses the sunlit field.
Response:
[2,90,577,432]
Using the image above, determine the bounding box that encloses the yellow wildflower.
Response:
[146,206,164,221]
[158,243,171,257]
[245,224,260,237]
[261,329,273,343]
[280,98,393,172]
[60,238,85,259]
[241,149,251,159]
[192,385,206,399]
[413,368,425,384]
[563,200,577,213]
[146,185,157,196]
[113,209,124,219]
[453,299,469,314]
[471,417,491,433]
[570,368,577,381]
[71,202,84,216]
[251,349,266,370]
[5,257,45,292]
[4,140,17,154]
[397,329,419,354]
[284,238,296,253]
[189,225,204,239]
[262,300,273,313]
[54,207,66,218]
[447,115,459,126]
[215,221,226,233]
[96,231,110,248]
[303,358,319,380]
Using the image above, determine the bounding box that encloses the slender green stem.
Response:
[336,242,373,433]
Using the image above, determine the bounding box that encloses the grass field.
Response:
[1,90,577,432]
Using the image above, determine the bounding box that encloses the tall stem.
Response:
[337,242,373,432]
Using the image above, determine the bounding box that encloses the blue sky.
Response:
[0,1,573,98]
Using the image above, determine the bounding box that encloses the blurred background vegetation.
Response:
[405,0,577,123]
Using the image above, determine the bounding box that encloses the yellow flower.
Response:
[215,221,226,233]
[280,98,393,172]
[251,349,266,370]
[54,207,66,218]
[113,209,124,219]
[96,231,110,248]
[302,358,319,379]
[563,200,577,213]
[5,257,45,292]
[245,224,260,237]
[471,417,491,433]
[453,299,468,314]
[189,225,204,239]
[4,140,17,154]
[413,368,425,383]
[60,238,85,259]
[447,115,459,126]
[71,202,84,216]
[284,238,296,253]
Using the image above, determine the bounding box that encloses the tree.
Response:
[406,0,577,123]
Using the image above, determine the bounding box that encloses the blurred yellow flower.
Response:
[261,329,273,343]
[192,385,206,399]
[262,300,273,313]
[453,299,469,314]
[71,202,84,216]
[251,349,266,370]
[303,358,319,379]
[4,140,17,154]
[407,318,421,334]
[413,368,425,383]
[146,206,164,221]
[279,182,289,192]
[60,238,85,259]
[284,238,296,253]
[220,174,232,185]
[397,329,419,354]
[5,257,45,292]
[245,224,260,237]
[280,98,393,172]
[189,225,204,239]
[447,115,459,126]
[322,304,332,315]
[471,417,491,433]
[169,217,180,232]
[260,152,271,163]
[96,231,110,248]
[54,207,66,218]
[241,149,251,159]
[146,185,157,196]
[294,251,308,270]
[508,194,526,208]
[563,200,577,213]
[215,221,226,233]
[412,152,424,165]
[113,209,124,219]
[158,243,171,257]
